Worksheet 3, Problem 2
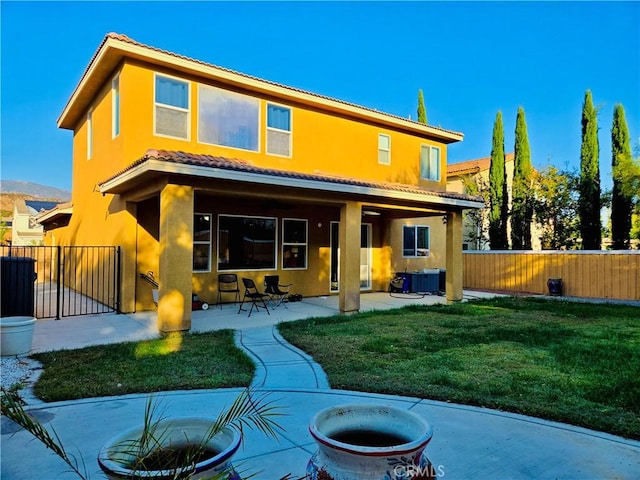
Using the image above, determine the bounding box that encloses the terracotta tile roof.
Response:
[447,153,514,176]
[102,149,482,205]
[90,33,462,139]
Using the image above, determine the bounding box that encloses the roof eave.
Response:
[99,160,484,210]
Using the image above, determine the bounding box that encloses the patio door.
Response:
[329,222,371,292]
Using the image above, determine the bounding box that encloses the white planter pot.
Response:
[307,404,434,480]
[98,417,241,479]
[0,316,36,356]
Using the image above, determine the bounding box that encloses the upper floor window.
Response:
[87,109,93,159]
[155,74,189,139]
[198,85,259,151]
[266,103,291,157]
[112,75,120,138]
[420,145,441,181]
[403,225,430,257]
[378,134,391,165]
[193,213,212,272]
[282,218,307,269]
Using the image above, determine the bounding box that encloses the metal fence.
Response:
[0,245,121,319]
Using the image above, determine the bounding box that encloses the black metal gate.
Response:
[0,246,121,319]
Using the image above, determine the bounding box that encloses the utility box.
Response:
[409,270,440,294]
[1,257,37,317]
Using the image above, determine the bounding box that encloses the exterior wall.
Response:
[388,217,447,275]
[12,203,45,246]
[116,60,448,189]
[463,251,640,301]
[11,211,43,245]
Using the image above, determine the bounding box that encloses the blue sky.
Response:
[2,1,639,192]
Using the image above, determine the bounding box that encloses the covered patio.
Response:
[99,150,484,334]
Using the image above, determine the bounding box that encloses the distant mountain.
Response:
[0,180,70,201]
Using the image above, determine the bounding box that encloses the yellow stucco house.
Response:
[44,33,482,332]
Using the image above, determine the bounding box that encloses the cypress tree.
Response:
[511,106,533,250]
[489,111,509,249]
[417,89,427,124]
[578,90,601,250]
[611,104,633,249]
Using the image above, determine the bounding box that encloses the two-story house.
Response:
[44,33,482,332]
[447,154,543,250]
[11,199,60,246]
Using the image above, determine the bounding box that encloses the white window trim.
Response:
[217,214,278,272]
[193,212,212,272]
[402,224,431,258]
[87,108,93,160]
[197,84,261,153]
[153,72,190,140]
[282,218,307,270]
[420,144,441,182]
[378,133,391,165]
[266,102,292,158]
[112,74,120,139]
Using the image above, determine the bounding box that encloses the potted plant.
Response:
[1,388,285,479]
[307,403,435,480]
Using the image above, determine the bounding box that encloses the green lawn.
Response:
[278,297,640,439]
[31,330,254,402]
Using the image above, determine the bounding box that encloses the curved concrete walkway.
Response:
[2,293,639,479]
[235,326,330,390]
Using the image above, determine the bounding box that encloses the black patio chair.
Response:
[238,278,270,317]
[217,273,241,309]
[264,275,292,308]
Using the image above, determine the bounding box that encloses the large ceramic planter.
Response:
[307,404,434,480]
[98,417,240,479]
[0,316,36,356]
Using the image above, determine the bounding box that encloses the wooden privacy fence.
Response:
[463,251,640,301]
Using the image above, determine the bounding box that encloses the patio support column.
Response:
[445,210,464,302]
[339,201,361,313]
[158,184,194,333]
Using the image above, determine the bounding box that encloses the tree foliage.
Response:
[578,90,601,250]
[533,166,580,250]
[511,107,534,250]
[488,111,509,249]
[462,174,490,249]
[417,89,427,125]
[611,104,635,249]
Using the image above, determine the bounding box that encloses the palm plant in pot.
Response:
[1,388,286,479]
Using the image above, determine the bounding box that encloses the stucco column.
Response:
[445,210,464,302]
[118,201,137,314]
[158,184,194,332]
[339,201,361,313]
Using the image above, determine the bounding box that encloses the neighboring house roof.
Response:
[25,200,60,214]
[99,149,484,210]
[447,153,514,177]
[36,202,73,226]
[58,33,463,144]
